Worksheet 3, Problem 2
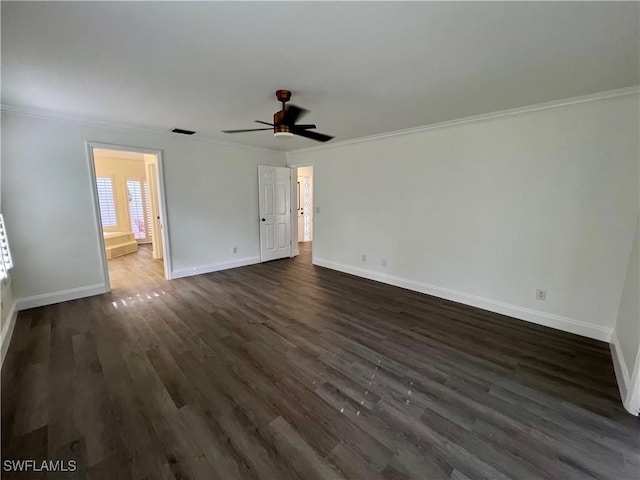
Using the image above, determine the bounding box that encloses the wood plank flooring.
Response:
[2,242,639,479]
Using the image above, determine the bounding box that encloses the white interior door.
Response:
[299,175,313,242]
[259,165,291,261]
[297,179,304,242]
[145,160,163,259]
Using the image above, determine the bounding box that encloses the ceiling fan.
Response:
[222,90,333,142]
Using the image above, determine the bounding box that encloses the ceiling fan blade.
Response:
[292,124,316,130]
[221,128,273,133]
[254,120,274,126]
[281,104,308,126]
[291,128,334,142]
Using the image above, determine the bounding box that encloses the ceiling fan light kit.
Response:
[274,130,294,138]
[222,90,333,142]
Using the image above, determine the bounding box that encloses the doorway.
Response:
[258,165,292,262]
[87,143,171,291]
[293,165,314,263]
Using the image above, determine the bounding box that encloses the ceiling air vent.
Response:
[171,128,196,135]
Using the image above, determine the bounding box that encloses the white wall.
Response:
[297,166,313,177]
[612,218,640,414]
[289,92,639,341]
[1,112,286,306]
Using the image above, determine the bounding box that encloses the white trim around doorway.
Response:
[288,162,315,263]
[86,142,173,289]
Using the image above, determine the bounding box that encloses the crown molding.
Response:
[0,104,281,155]
[287,85,640,157]
[3,85,637,158]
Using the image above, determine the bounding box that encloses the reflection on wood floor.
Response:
[2,243,638,479]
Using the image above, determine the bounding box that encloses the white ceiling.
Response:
[2,2,638,152]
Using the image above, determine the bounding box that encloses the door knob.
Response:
[261,218,266,221]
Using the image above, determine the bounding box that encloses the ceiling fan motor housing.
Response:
[273,109,290,134]
[274,90,292,133]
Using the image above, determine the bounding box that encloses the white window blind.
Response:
[0,214,14,280]
[144,181,153,239]
[127,180,147,240]
[96,177,117,227]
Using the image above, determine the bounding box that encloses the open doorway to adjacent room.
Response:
[295,165,313,263]
[88,143,171,291]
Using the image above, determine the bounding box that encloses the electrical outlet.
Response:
[232,246,238,254]
[315,207,320,214]
[536,289,546,301]
[381,258,387,267]
[361,254,367,262]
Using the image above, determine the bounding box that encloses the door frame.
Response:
[86,141,173,290]
[625,347,640,415]
[144,160,164,259]
[288,162,315,262]
[290,167,299,257]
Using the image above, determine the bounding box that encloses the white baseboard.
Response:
[313,258,612,342]
[171,256,261,279]
[14,283,108,311]
[0,300,18,369]
[611,332,640,415]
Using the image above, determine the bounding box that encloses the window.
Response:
[127,179,152,241]
[0,214,13,280]
[96,177,117,227]
[144,181,153,239]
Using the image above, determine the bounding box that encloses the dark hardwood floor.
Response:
[2,242,639,479]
